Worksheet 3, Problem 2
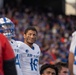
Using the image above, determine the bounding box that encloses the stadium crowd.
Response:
[0,3,76,66]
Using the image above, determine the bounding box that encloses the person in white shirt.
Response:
[69,31,76,75]
[17,26,41,75]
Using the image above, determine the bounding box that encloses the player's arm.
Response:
[68,52,74,75]
[2,34,17,75]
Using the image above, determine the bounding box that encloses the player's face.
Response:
[42,68,56,75]
[24,30,37,45]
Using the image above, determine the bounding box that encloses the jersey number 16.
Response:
[30,58,38,71]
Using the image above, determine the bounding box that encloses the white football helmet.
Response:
[0,17,15,38]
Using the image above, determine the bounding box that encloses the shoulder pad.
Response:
[72,31,76,37]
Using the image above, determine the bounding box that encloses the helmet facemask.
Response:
[0,23,15,38]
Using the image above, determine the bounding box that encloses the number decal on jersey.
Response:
[16,54,21,68]
[30,58,38,71]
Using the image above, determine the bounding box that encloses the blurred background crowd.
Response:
[0,0,76,66]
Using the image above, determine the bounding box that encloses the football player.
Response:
[0,33,17,75]
[0,17,23,75]
[69,31,76,75]
[17,26,41,75]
